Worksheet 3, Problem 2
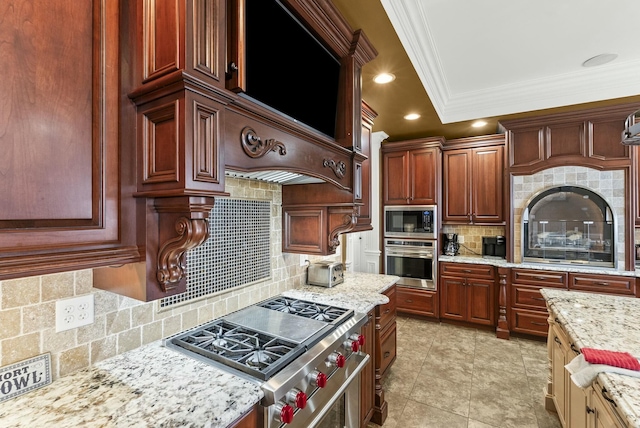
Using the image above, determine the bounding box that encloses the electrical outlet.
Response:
[55,295,94,332]
[300,255,309,267]
[458,235,465,244]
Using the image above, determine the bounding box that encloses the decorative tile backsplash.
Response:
[0,177,330,380]
[161,198,272,309]
[441,225,506,256]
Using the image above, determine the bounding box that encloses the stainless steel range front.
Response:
[165,296,369,428]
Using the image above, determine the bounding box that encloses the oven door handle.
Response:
[386,250,433,259]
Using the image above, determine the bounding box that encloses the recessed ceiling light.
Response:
[404,113,420,121]
[374,73,396,84]
[582,53,618,67]
[472,120,487,128]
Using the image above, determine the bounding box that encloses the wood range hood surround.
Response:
[92,0,378,301]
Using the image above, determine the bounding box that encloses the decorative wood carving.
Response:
[156,216,209,291]
[496,267,510,339]
[240,126,287,158]
[323,159,346,178]
[328,212,357,251]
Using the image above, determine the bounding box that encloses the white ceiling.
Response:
[380,0,640,124]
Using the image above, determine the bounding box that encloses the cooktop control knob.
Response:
[274,402,294,424]
[286,388,308,409]
[343,338,359,353]
[350,333,365,348]
[327,351,346,368]
[309,370,327,388]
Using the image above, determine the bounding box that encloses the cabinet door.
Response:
[466,277,495,325]
[443,149,471,222]
[383,151,409,204]
[409,148,437,205]
[551,326,568,427]
[440,277,466,321]
[472,146,504,223]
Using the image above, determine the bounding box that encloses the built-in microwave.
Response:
[383,205,436,239]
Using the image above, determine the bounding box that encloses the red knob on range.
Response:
[328,352,346,368]
[274,402,294,424]
[344,338,359,353]
[349,333,365,348]
[309,370,327,388]
[286,388,308,409]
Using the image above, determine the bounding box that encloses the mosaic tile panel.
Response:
[160,198,271,308]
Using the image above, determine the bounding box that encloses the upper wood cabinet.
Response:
[382,138,444,206]
[0,0,140,281]
[442,135,505,224]
[353,101,378,232]
[499,103,637,175]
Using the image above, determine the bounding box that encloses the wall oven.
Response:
[384,205,436,239]
[384,239,437,290]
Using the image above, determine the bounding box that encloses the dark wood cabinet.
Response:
[382,138,443,206]
[396,286,438,318]
[500,103,636,175]
[568,273,636,296]
[0,0,141,281]
[353,101,377,232]
[371,284,396,426]
[442,135,505,224]
[360,310,375,427]
[439,262,496,326]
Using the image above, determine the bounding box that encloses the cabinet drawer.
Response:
[377,285,397,329]
[511,269,567,288]
[440,262,494,279]
[396,287,438,318]
[569,273,635,296]
[511,308,549,337]
[512,285,547,310]
[378,321,397,378]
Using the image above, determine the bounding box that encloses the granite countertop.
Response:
[0,272,397,428]
[439,254,639,277]
[541,288,640,428]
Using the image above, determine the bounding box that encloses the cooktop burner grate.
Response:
[169,320,305,380]
[258,297,353,325]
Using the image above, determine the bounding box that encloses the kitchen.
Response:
[2,1,640,428]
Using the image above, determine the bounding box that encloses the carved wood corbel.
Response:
[323,159,346,179]
[156,217,208,291]
[328,211,357,251]
[240,126,287,158]
[153,197,215,292]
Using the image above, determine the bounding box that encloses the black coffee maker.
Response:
[443,233,459,256]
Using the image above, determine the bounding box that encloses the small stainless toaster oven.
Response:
[307,261,344,287]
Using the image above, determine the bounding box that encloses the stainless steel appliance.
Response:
[384,238,436,290]
[307,261,344,287]
[443,233,459,256]
[383,205,436,239]
[165,296,368,428]
[482,236,506,259]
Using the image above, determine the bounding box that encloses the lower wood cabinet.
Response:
[547,319,626,428]
[371,284,397,426]
[396,286,438,318]
[439,262,495,326]
[360,310,375,427]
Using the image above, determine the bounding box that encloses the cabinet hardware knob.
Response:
[462,269,472,273]
[595,282,609,286]
[533,276,547,281]
[405,299,413,303]
[570,344,580,355]
[554,336,562,346]
[532,297,545,301]
[384,351,391,359]
[601,387,617,407]
[228,62,238,72]
[586,406,594,414]
[384,309,390,314]
[530,322,546,326]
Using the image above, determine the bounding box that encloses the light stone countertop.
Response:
[0,272,397,428]
[439,254,639,277]
[541,288,640,428]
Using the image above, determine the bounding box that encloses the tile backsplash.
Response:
[441,225,506,256]
[0,177,335,380]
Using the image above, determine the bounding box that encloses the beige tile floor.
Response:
[367,315,562,428]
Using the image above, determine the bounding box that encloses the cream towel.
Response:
[565,353,640,389]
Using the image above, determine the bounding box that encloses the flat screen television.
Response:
[242,0,341,138]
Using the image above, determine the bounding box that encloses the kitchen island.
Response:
[542,288,640,427]
[0,272,397,428]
